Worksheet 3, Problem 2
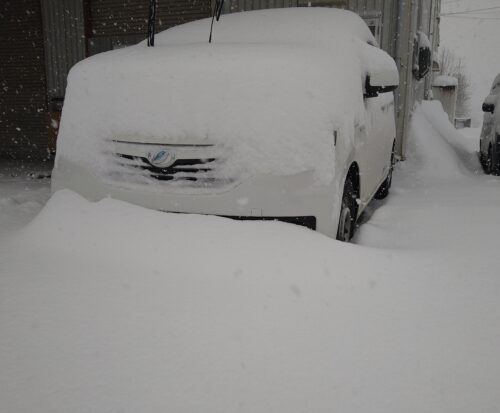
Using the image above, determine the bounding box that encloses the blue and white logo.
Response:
[147,150,176,167]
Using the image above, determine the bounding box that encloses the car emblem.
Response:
[147,150,176,168]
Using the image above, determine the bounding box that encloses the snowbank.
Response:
[402,101,470,180]
[412,100,482,177]
[355,101,498,251]
[0,162,51,234]
[1,189,500,413]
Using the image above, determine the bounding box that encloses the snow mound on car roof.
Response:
[56,8,395,184]
[154,8,375,46]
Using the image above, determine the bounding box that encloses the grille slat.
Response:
[112,151,223,185]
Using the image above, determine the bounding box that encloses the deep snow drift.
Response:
[1,102,500,412]
[355,101,500,251]
[0,161,51,234]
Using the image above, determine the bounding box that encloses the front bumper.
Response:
[52,157,339,237]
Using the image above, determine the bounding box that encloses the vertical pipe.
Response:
[394,0,417,159]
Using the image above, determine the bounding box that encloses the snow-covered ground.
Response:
[1,102,500,412]
[355,102,497,250]
[0,161,51,235]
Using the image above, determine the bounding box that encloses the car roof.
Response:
[154,8,376,48]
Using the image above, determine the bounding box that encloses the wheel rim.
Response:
[338,206,352,242]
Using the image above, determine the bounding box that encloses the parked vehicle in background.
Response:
[52,8,399,241]
[479,72,500,175]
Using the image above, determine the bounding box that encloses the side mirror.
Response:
[413,31,431,81]
[482,103,495,113]
[483,95,496,113]
[361,43,399,98]
[364,68,399,98]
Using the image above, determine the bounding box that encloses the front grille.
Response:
[106,139,234,189]
[115,153,217,182]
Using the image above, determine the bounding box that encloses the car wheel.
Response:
[491,143,500,176]
[336,176,357,242]
[479,150,486,171]
[374,143,395,200]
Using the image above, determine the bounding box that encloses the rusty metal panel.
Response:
[224,0,300,13]
[0,0,48,158]
[90,0,211,37]
[41,0,86,102]
[345,0,398,55]
[87,33,145,55]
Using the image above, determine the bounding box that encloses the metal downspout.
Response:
[395,0,418,160]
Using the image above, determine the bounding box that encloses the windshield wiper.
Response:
[209,0,225,43]
[147,0,157,47]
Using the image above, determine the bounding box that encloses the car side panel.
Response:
[355,93,396,206]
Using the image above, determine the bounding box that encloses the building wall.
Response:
[0,0,48,159]
[41,0,87,149]
[41,0,86,104]
[87,0,211,55]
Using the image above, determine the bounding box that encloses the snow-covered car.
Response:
[52,8,399,241]
[479,72,500,175]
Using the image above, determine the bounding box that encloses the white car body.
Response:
[52,8,398,238]
[479,72,500,175]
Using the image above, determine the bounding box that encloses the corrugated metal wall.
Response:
[222,0,348,13]
[347,0,397,55]
[0,0,48,159]
[348,0,380,11]
[88,0,212,54]
[41,0,86,105]
[90,0,211,36]
[222,0,298,13]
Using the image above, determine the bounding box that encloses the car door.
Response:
[355,43,398,204]
[365,93,395,189]
[355,93,394,205]
[481,76,500,152]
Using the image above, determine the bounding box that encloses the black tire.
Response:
[479,150,487,172]
[336,176,358,242]
[374,144,395,200]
